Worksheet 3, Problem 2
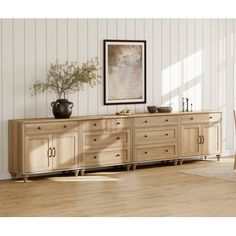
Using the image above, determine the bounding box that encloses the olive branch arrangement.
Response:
[32,57,101,99]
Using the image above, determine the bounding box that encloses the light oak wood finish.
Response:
[233,110,236,169]
[1,158,236,216]
[180,113,222,160]
[9,111,222,180]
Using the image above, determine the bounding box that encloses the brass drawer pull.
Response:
[48,147,52,157]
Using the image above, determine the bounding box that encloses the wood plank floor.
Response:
[0,158,236,216]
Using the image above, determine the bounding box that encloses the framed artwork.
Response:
[104,40,146,105]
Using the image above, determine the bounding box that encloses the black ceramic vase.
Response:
[51,99,74,119]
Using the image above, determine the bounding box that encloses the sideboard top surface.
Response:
[9,110,222,124]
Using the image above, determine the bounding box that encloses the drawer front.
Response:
[25,121,79,134]
[181,113,221,124]
[84,132,129,149]
[107,118,131,130]
[83,119,106,131]
[135,115,178,127]
[135,144,177,162]
[135,127,177,145]
[84,148,130,167]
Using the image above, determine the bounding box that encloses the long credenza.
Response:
[8,111,222,182]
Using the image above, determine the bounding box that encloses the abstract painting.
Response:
[104,40,146,105]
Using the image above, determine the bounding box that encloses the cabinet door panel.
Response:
[52,133,78,170]
[181,125,202,156]
[25,135,51,173]
[202,123,221,155]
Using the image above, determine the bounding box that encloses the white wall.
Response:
[0,19,235,179]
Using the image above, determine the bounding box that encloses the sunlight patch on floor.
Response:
[46,176,122,182]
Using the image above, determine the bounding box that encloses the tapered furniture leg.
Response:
[80,169,85,176]
[74,170,79,177]
[204,156,207,159]
[216,154,221,161]
[126,164,131,171]
[174,160,178,166]
[23,175,28,183]
[131,164,137,170]
[179,159,184,165]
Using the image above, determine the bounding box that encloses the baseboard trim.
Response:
[0,173,11,180]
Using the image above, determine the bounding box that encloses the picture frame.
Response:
[104,40,146,105]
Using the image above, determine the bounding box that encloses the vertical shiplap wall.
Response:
[0,18,235,179]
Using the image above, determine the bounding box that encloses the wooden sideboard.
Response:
[8,111,222,182]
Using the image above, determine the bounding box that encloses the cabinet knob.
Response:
[145,151,147,154]
[38,127,41,130]
[144,120,148,123]
[190,117,194,120]
[116,122,120,125]
[165,133,168,136]
[93,139,97,141]
[116,154,120,157]
[93,156,97,159]
[93,123,97,126]
[117,137,120,140]
[209,116,213,119]
[64,125,67,128]
[166,149,169,152]
[144,135,148,138]
[165,119,169,122]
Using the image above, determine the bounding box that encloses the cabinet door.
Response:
[52,132,78,170]
[201,123,221,155]
[25,135,52,173]
[180,125,202,157]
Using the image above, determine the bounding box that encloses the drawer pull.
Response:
[190,117,194,120]
[165,149,169,152]
[93,123,97,126]
[165,133,169,136]
[38,127,41,130]
[145,151,147,154]
[116,154,120,157]
[64,125,67,128]
[117,137,120,140]
[165,119,169,122]
[144,135,148,138]
[93,156,97,159]
[93,139,97,141]
[144,120,148,123]
[209,116,213,119]
[116,122,120,125]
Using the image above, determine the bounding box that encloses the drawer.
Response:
[181,113,221,124]
[107,118,131,130]
[83,119,106,131]
[83,131,130,149]
[25,121,79,134]
[135,115,178,127]
[83,148,130,167]
[135,144,177,162]
[135,127,177,145]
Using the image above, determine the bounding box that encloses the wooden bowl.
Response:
[147,106,157,113]
[157,107,173,113]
